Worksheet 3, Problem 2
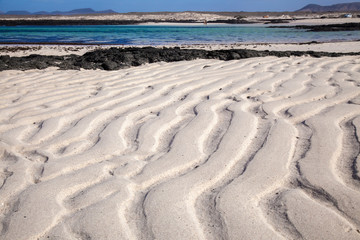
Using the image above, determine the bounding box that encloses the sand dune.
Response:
[1,56,360,239]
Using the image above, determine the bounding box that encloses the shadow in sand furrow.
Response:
[352,117,360,181]
[336,117,360,190]
[124,100,232,239]
[38,83,193,159]
[294,104,360,235]
[46,59,297,239]
[0,148,53,236]
[287,84,360,125]
[134,107,192,158]
[275,188,360,240]
[51,177,138,240]
[260,189,304,240]
[1,57,360,239]
[38,61,245,178]
[191,104,268,240]
[214,58,360,239]
[267,58,360,237]
[0,162,115,240]
[217,118,296,239]
[140,102,233,240]
[44,64,236,154]
[29,87,147,145]
[16,62,256,240]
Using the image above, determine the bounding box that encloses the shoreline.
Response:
[1,11,360,23]
[1,45,360,71]
[0,39,358,46]
[1,22,359,50]
[1,40,360,58]
[1,18,360,26]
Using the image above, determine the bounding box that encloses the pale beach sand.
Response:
[2,41,360,58]
[1,52,360,239]
[2,11,360,25]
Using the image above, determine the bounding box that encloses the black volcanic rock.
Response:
[1,47,360,71]
[297,2,360,12]
[208,19,257,24]
[296,22,360,31]
[269,23,360,32]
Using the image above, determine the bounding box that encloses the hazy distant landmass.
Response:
[4,10,32,15]
[2,3,360,16]
[297,2,360,12]
[2,8,117,15]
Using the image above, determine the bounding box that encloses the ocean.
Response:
[0,24,359,45]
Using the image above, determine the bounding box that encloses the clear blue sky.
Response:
[0,0,356,13]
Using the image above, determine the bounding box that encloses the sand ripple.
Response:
[1,56,360,239]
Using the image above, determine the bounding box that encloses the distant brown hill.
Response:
[1,8,117,15]
[297,2,360,12]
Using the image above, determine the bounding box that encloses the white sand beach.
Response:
[1,51,360,239]
[2,11,360,25]
[2,41,360,58]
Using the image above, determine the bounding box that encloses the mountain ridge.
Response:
[1,8,117,15]
[297,2,360,12]
[2,3,360,16]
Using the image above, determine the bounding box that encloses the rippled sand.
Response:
[1,56,360,239]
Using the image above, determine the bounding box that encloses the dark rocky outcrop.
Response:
[269,22,360,32]
[1,47,359,71]
[208,19,257,24]
[295,22,360,31]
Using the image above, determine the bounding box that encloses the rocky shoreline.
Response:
[1,47,360,71]
[270,22,360,31]
[0,19,260,26]
[1,19,359,29]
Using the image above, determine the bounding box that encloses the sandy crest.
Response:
[0,56,360,239]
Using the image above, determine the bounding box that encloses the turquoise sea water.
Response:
[0,25,360,45]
